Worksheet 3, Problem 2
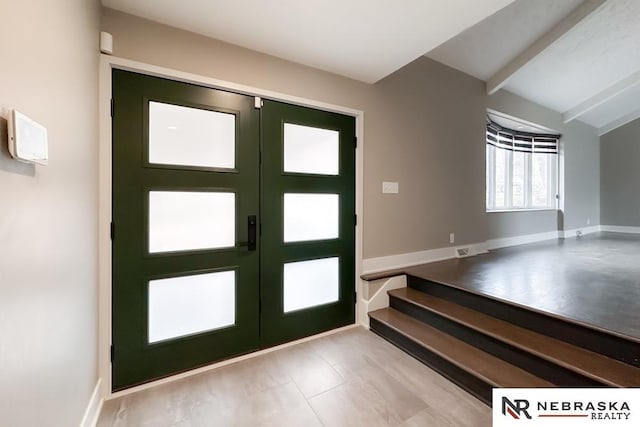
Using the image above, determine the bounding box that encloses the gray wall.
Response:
[601,118,640,226]
[0,0,99,426]
[487,90,600,238]
[488,210,557,239]
[563,121,601,230]
[102,8,489,258]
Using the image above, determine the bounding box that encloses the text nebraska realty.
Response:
[538,400,631,420]
[504,397,632,420]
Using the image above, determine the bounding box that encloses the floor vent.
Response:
[455,247,471,258]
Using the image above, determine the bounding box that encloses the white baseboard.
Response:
[363,225,630,275]
[559,225,601,238]
[488,230,559,250]
[80,378,103,427]
[361,276,407,329]
[362,242,487,274]
[600,225,640,234]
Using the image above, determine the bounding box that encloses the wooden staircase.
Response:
[368,276,640,406]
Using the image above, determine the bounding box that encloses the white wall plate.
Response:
[7,109,48,165]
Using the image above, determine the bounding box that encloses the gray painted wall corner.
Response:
[600,117,640,227]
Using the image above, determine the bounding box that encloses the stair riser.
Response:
[390,296,604,387]
[408,276,640,368]
[369,317,492,406]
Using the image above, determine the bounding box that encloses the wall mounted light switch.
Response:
[382,181,399,194]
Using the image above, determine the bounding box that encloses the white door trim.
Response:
[98,54,365,399]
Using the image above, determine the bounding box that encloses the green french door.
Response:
[260,101,355,346]
[112,70,355,390]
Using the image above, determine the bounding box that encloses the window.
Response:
[486,118,559,211]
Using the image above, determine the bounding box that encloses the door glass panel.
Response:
[149,191,235,253]
[283,257,339,313]
[284,123,339,175]
[284,193,339,242]
[148,101,235,169]
[148,270,235,343]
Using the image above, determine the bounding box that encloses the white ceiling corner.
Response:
[562,69,640,123]
[574,81,640,129]
[597,106,640,136]
[101,0,515,83]
[488,110,559,134]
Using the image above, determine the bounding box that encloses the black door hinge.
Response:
[354,214,358,227]
[354,291,357,304]
[110,222,115,240]
[110,345,115,363]
[110,99,114,117]
[354,136,358,148]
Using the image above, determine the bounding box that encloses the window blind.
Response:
[486,119,560,154]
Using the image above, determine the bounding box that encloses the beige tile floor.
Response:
[98,327,491,426]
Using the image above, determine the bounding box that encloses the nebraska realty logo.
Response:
[502,397,532,420]
[493,389,639,426]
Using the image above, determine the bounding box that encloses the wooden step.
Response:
[390,287,640,387]
[369,307,553,390]
[407,276,640,367]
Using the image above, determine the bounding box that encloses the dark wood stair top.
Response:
[360,268,407,281]
[369,307,553,388]
[389,287,640,387]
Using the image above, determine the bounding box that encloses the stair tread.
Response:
[390,287,640,387]
[369,307,554,388]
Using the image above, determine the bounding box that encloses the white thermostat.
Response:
[7,109,48,165]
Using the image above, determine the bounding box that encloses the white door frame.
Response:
[98,54,365,399]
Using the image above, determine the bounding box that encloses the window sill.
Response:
[487,208,558,213]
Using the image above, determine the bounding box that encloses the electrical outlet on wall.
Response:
[587,218,591,225]
[449,233,455,244]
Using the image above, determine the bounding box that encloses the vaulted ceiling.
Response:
[103,0,640,135]
[428,0,640,135]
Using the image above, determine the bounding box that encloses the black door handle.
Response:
[239,215,257,251]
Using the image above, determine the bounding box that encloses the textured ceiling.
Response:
[427,0,583,80]
[102,0,514,83]
[504,0,640,113]
[428,0,640,134]
[578,83,640,128]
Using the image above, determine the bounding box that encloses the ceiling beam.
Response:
[598,107,640,136]
[563,70,640,123]
[486,0,607,95]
